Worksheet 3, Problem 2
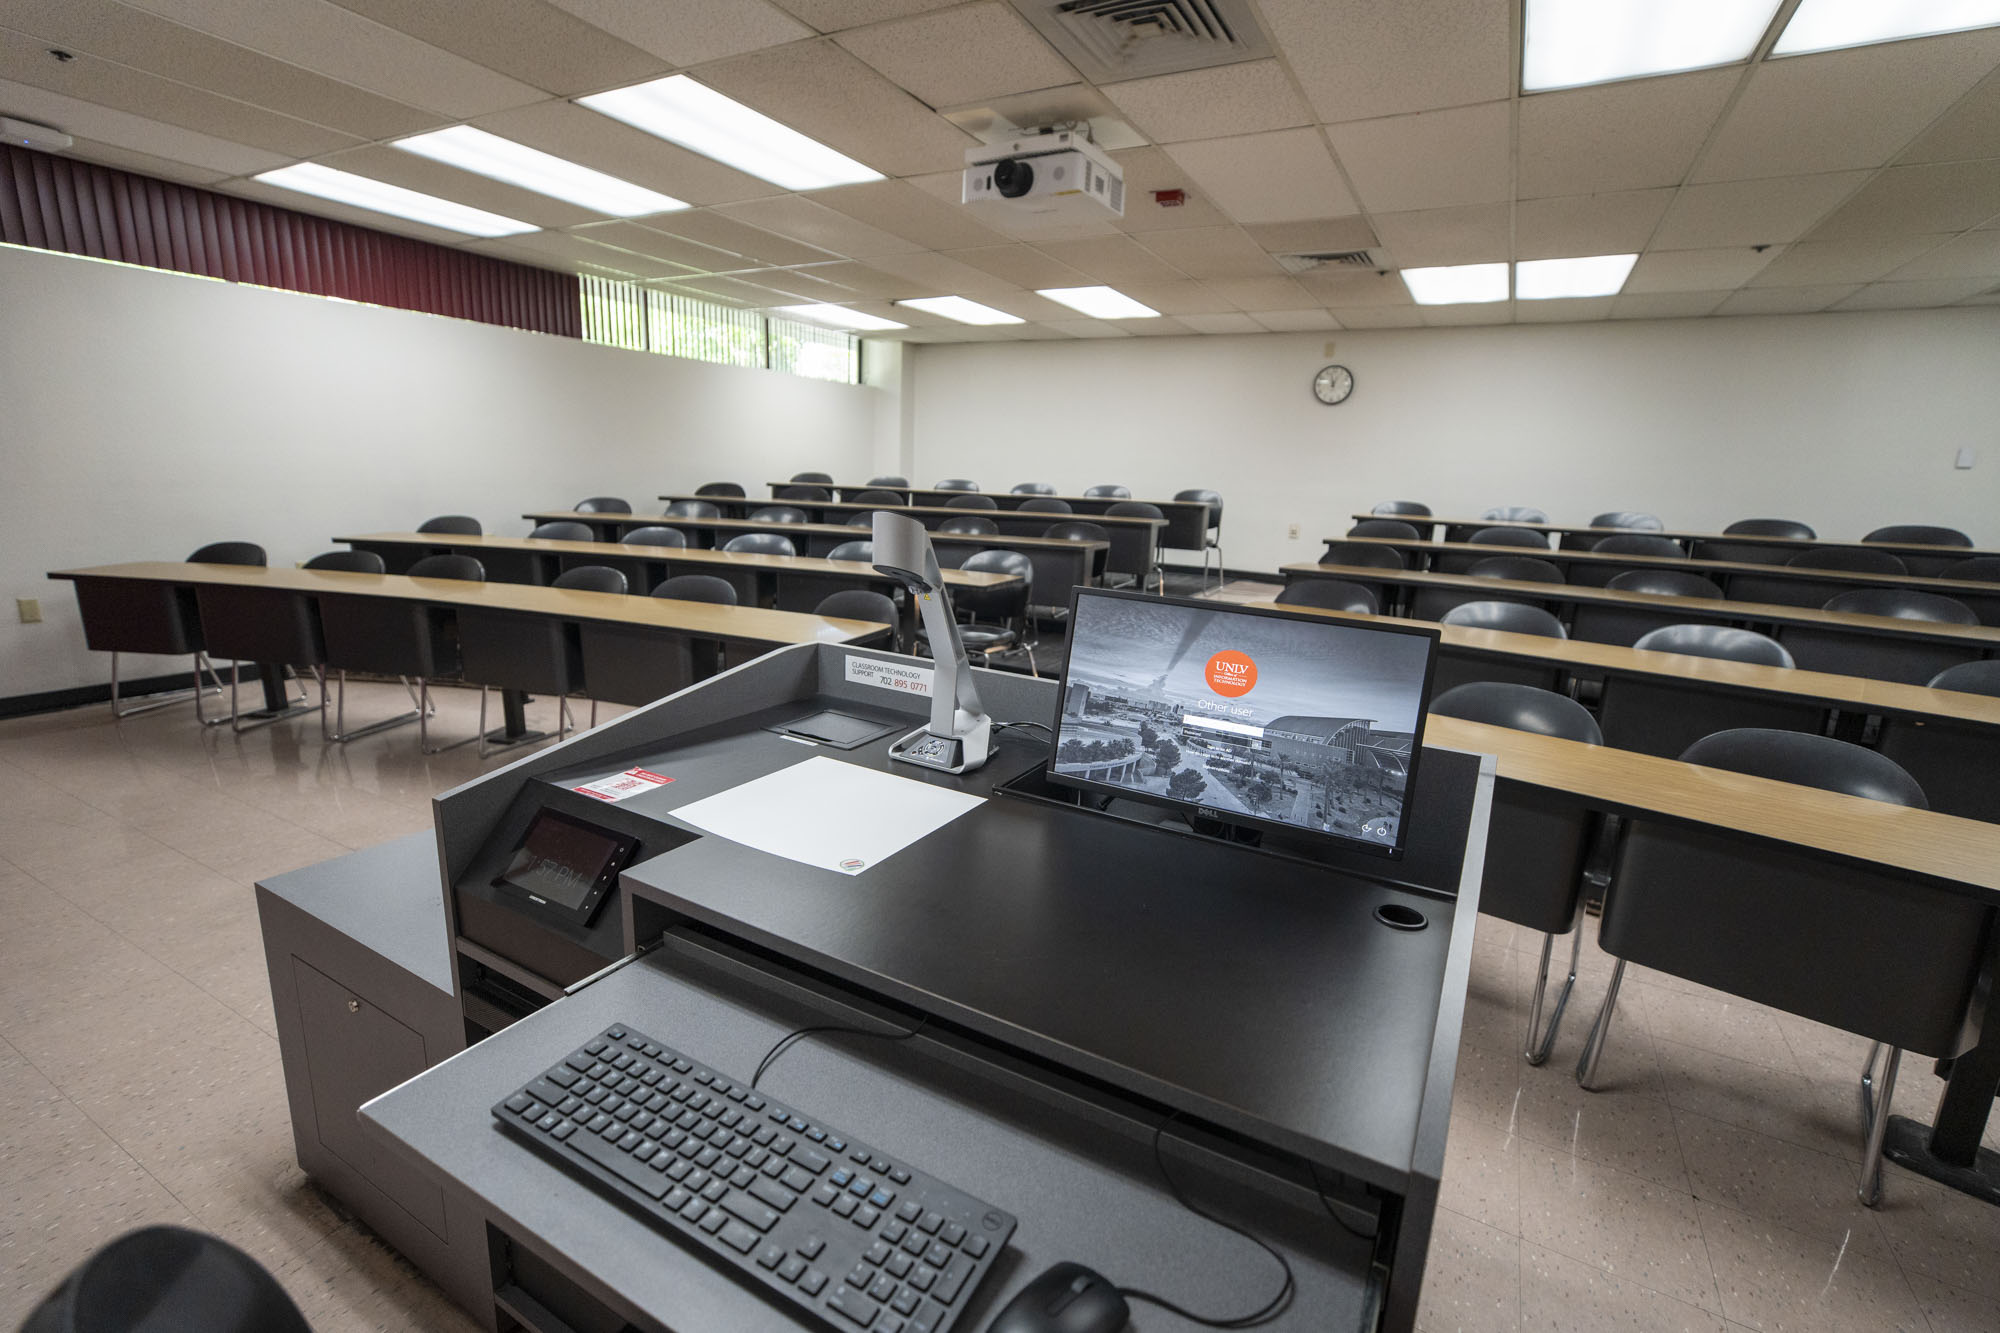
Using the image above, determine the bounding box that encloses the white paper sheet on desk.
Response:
[669,754,984,876]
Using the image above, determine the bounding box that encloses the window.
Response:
[580,274,860,384]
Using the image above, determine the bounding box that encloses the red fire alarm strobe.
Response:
[1152,189,1186,207]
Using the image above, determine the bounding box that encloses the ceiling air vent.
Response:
[1276,251,1377,274]
[1009,0,1272,83]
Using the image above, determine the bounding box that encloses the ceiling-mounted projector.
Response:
[963,129,1123,220]
[2,116,73,152]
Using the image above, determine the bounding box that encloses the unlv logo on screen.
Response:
[1205,650,1257,698]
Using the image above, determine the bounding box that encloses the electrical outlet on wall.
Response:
[17,598,42,624]
[1956,447,1976,469]
[1287,523,1300,539]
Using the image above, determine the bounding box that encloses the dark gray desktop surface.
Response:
[257,831,453,996]
[361,940,1382,1332]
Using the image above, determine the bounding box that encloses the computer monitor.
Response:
[1046,589,1439,858]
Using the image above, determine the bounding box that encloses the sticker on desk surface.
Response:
[573,768,674,802]
[845,656,933,697]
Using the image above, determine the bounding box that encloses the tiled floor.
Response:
[2,675,1998,1332]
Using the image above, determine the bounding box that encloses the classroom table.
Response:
[774,483,1215,550]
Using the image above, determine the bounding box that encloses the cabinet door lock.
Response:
[347,998,360,1013]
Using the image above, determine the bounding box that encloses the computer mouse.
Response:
[985,1262,1130,1333]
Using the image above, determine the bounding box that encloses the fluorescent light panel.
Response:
[393,126,686,217]
[775,304,907,331]
[1774,0,2000,55]
[252,163,535,237]
[1523,0,1783,91]
[1035,286,1160,319]
[1516,253,1638,299]
[1401,263,1510,305]
[577,76,882,191]
[895,296,1023,325]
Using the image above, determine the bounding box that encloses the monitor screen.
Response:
[498,808,633,914]
[1046,590,1438,857]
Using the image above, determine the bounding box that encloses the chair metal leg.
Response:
[1574,957,1628,1090]
[110,651,223,719]
[324,670,422,743]
[193,655,233,727]
[1858,1043,1902,1207]
[1525,909,1585,1066]
[418,679,472,755]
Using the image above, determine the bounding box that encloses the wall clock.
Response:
[1313,364,1355,405]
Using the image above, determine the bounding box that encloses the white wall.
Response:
[0,244,885,698]
[908,310,2000,575]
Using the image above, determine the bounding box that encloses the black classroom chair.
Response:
[304,550,384,574]
[1598,624,1818,758]
[1588,510,1664,532]
[1084,484,1131,498]
[575,497,631,513]
[21,1224,312,1333]
[1940,556,2000,581]
[1045,520,1111,584]
[319,552,482,751]
[828,540,874,562]
[1010,482,1058,495]
[934,478,981,492]
[1693,518,1818,564]
[531,521,595,542]
[621,526,687,548]
[1274,579,1378,614]
[946,494,999,510]
[850,490,905,505]
[846,512,884,528]
[1373,500,1431,517]
[1604,569,1723,599]
[1175,488,1226,589]
[750,506,808,524]
[1864,524,1972,548]
[724,533,797,556]
[815,590,899,628]
[654,575,737,604]
[193,542,327,733]
[1568,535,1687,586]
[940,516,999,536]
[695,482,746,498]
[776,486,831,502]
[1790,546,1907,575]
[1347,519,1420,540]
[791,471,834,483]
[664,500,720,520]
[1876,660,2000,823]
[1413,555,1564,622]
[867,475,910,488]
[1480,506,1548,523]
[1107,501,1169,592]
[1018,497,1073,513]
[1438,525,1550,573]
[938,550,1035,675]
[456,565,622,755]
[1433,601,1567,692]
[417,514,481,535]
[1776,588,1981,685]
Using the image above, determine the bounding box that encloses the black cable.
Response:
[1305,1159,1376,1240]
[1116,1111,1296,1329]
[994,720,1053,739]
[749,1017,929,1091]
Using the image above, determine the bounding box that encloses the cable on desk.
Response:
[1116,1110,1296,1328]
[750,1016,931,1091]
[993,720,1052,739]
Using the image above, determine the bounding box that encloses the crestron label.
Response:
[574,768,674,802]
[1206,650,1258,698]
[845,656,934,697]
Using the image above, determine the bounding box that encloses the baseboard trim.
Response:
[0,671,200,721]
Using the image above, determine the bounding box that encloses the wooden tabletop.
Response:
[1257,602,2000,728]
[1425,715,2000,899]
[1287,562,2000,647]
[1350,513,1993,559]
[524,511,1107,554]
[774,484,1212,514]
[337,533,1021,589]
[49,563,891,645]
[660,495,1167,531]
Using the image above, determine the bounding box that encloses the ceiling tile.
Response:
[1105,148,1235,233]
[1886,230,2000,280]
[856,249,1020,296]
[1107,281,1236,315]
[716,194,923,257]
[1133,226,1285,279]
[1694,30,2000,182]
[1330,306,1425,328]
[662,276,782,305]
[1121,316,1191,336]
[317,146,600,229]
[1369,204,1510,266]
[1624,247,1780,293]
[0,26,356,157]
[1327,101,1511,213]
[1747,236,1950,287]
[1650,172,1871,249]
[1959,285,2000,302]
[1043,318,1131,338]
[1010,323,1078,339]
[474,101,781,207]
[1201,277,1320,311]
[647,210,839,265]
[809,179,1008,252]
[695,39,975,178]
[1421,304,1511,326]
[1610,291,1728,319]
[118,0,544,118]
[1518,70,1738,199]
[945,244,1093,289]
[1248,308,1339,331]
[496,227,699,277]
[1177,312,1264,334]
[326,0,668,96]
[1806,161,2000,241]
[1713,285,1862,315]
[48,136,228,185]
[573,221,742,271]
[835,3,1074,108]
[1165,129,1356,225]
[1294,269,1414,307]
[1899,68,2000,165]
[769,0,962,32]
[1259,0,1511,123]
[1243,219,1380,254]
[465,235,640,277]
[1514,190,1674,260]
[1514,297,1614,323]
[1030,235,1190,286]
[543,0,812,66]
[0,76,285,176]
[1830,278,1997,310]
[1101,59,1311,144]
[782,261,919,298]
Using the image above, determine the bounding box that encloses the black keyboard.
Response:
[493,1023,1016,1333]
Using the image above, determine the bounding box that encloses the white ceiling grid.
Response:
[0,0,1993,339]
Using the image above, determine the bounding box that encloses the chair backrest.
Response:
[1788,546,1907,574]
[940,516,1000,536]
[791,471,834,483]
[652,574,736,604]
[1438,601,1567,638]
[1083,484,1131,498]
[827,540,874,562]
[664,500,720,519]
[187,541,265,566]
[1174,489,1223,525]
[1480,506,1547,523]
[867,475,910,487]
[750,506,808,524]
[1105,501,1165,521]
[1467,525,1550,549]
[1632,624,1793,666]
[416,514,481,535]
[1347,519,1420,540]
[408,553,485,581]
[1469,555,1564,584]
[957,549,1033,617]
[1589,510,1664,532]
[1940,556,2000,581]
[723,533,797,557]
[22,1225,313,1333]
[1683,729,1926,806]
[1606,569,1724,599]
[620,525,687,548]
[1045,521,1109,543]
[1319,542,1405,570]
[695,482,746,498]
[1822,588,1977,624]
[1273,578,1379,614]
[946,493,999,509]
[775,485,831,502]
[1592,534,1684,559]
[575,496,631,513]
[851,489,904,504]
[1018,496,1072,513]
[1927,659,2000,695]
[552,565,628,595]
[814,590,898,625]
[1725,517,1815,539]
[530,521,595,542]
[934,478,981,491]
[1372,500,1431,517]
[846,512,882,528]
[1865,524,1972,548]
[1432,681,1601,743]
[1010,482,1058,495]
[303,550,385,573]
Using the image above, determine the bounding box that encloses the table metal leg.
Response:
[1881,929,2000,1205]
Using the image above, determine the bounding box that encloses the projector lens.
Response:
[992,158,1033,198]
